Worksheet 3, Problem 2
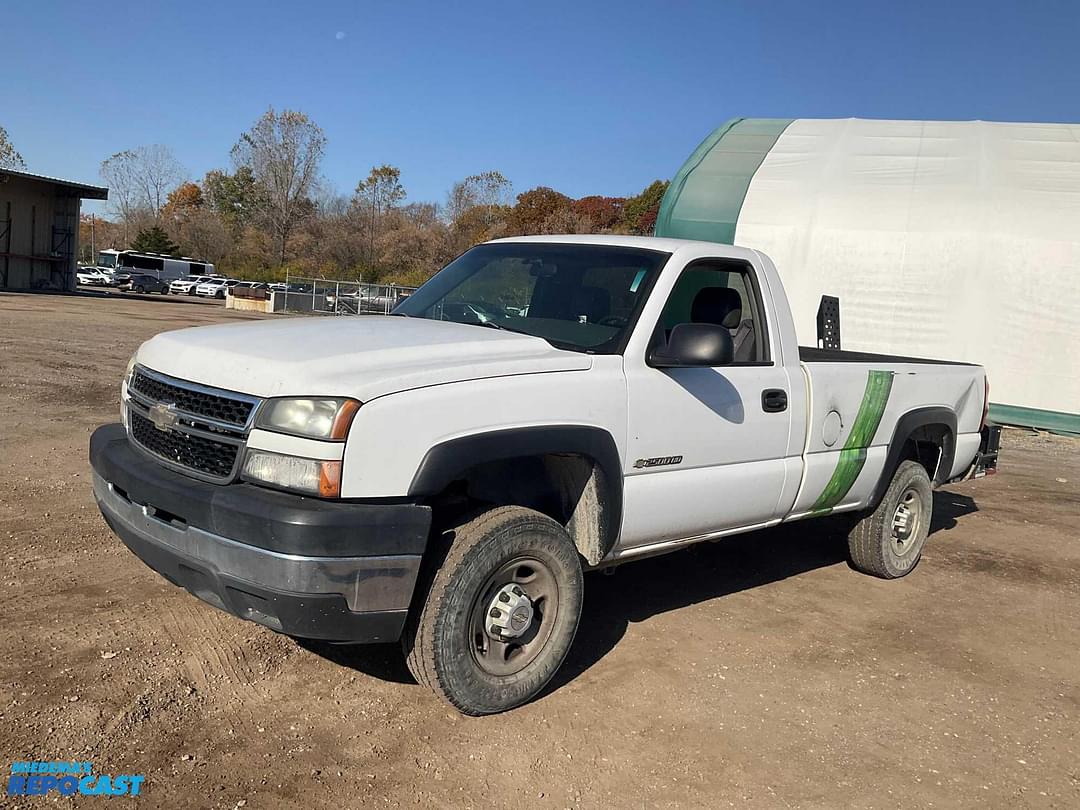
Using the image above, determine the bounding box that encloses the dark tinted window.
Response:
[119,254,164,272]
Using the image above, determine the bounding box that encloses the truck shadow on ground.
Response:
[301,490,979,693]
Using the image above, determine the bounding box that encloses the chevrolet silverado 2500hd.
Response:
[90,235,1000,715]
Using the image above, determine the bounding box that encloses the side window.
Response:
[658,262,768,364]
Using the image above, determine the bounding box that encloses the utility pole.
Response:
[90,214,96,260]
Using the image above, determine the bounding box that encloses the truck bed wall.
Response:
[788,360,985,519]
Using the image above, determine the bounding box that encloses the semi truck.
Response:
[90,235,1000,715]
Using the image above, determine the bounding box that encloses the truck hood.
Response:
[134,315,592,401]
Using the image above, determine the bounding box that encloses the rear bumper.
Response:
[964,424,1001,480]
[90,424,432,642]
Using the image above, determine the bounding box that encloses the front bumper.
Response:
[90,424,432,642]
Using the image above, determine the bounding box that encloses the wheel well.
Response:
[424,453,614,566]
[899,423,953,484]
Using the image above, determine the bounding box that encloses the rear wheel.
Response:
[848,460,933,578]
[403,506,584,715]
[134,285,145,294]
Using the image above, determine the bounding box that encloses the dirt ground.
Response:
[1,291,1077,809]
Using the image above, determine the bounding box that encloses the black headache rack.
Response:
[969,424,1001,479]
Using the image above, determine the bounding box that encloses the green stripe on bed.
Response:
[810,370,894,515]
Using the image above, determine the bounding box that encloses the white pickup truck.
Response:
[90,235,1000,715]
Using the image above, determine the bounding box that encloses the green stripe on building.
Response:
[989,403,1080,437]
[810,370,895,515]
[654,118,793,244]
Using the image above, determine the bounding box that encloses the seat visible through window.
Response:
[659,265,762,363]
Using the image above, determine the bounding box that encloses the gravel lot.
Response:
[1,291,1078,808]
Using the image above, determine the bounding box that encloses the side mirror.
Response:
[648,323,734,368]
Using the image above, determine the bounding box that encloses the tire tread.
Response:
[403,506,578,714]
[848,460,932,579]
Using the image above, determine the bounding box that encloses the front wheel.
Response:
[134,286,145,294]
[403,506,584,715]
[847,460,933,578]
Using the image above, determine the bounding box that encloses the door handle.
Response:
[762,389,788,413]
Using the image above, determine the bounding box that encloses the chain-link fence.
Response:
[278,274,417,316]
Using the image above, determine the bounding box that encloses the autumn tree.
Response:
[78,214,122,262]
[161,181,203,239]
[131,225,180,256]
[0,125,25,170]
[621,180,669,235]
[352,165,405,264]
[573,195,624,232]
[231,108,326,264]
[505,187,573,236]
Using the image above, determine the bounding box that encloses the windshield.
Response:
[97,253,116,268]
[393,242,669,353]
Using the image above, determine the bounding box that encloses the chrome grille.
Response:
[130,367,255,427]
[125,366,260,483]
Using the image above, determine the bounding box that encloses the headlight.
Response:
[255,397,360,440]
[242,450,342,497]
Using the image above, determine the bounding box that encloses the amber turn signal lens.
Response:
[318,460,343,498]
[329,400,361,440]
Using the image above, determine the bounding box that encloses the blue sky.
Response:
[4,1,1078,216]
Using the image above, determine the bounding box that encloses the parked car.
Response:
[120,274,169,294]
[170,275,223,295]
[91,236,1000,715]
[76,267,111,286]
[195,278,240,299]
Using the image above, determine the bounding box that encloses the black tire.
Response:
[848,460,933,578]
[134,285,145,294]
[403,506,584,715]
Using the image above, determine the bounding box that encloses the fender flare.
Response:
[408,425,623,551]
[868,407,957,510]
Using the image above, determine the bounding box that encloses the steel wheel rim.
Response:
[468,556,559,677]
[891,487,924,557]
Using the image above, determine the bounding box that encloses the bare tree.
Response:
[445,170,511,223]
[231,108,326,264]
[445,171,512,251]
[100,145,185,241]
[0,125,25,170]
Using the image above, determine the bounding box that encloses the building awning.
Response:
[0,168,108,200]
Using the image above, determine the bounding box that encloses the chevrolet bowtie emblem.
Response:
[148,402,179,431]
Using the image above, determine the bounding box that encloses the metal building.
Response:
[0,168,108,292]
[655,117,1080,434]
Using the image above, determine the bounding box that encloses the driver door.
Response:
[619,259,794,549]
